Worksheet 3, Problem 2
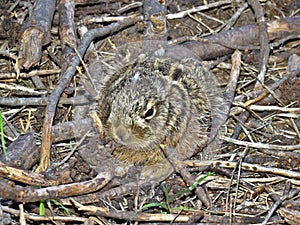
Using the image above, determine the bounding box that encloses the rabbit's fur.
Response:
[98,55,219,165]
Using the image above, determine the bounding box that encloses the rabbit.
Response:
[98,54,219,166]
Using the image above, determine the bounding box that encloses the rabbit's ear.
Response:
[169,64,184,81]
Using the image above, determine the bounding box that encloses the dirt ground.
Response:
[1,0,300,224]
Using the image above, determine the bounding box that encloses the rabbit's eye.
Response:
[142,106,156,120]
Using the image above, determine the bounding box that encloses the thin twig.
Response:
[2,206,87,222]
[161,146,212,208]
[0,95,91,107]
[0,83,47,95]
[248,105,300,113]
[166,0,232,19]
[222,3,249,31]
[0,69,60,79]
[75,201,191,222]
[221,135,300,151]
[185,160,300,179]
[262,182,300,225]
[53,130,91,168]
[247,0,270,87]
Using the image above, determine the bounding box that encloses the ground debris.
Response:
[0,0,300,224]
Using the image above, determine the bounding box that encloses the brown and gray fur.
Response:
[98,55,218,164]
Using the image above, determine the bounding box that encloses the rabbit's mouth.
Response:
[111,125,163,151]
[113,126,134,146]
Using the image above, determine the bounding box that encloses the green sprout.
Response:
[0,109,7,157]
[137,172,214,215]
[51,199,70,215]
[39,200,45,225]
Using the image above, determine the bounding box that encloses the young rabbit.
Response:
[98,55,219,165]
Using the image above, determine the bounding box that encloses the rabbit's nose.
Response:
[114,126,131,144]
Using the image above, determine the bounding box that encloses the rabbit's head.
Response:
[99,63,192,151]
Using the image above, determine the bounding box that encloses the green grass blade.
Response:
[39,200,45,225]
[131,202,168,219]
[170,206,196,211]
[168,172,214,203]
[0,109,7,157]
[51,199,70,215]
[140,202,168,211]
[39,200,45,216]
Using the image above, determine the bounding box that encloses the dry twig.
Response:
[247,0,270,87]
[0,172,112,202]
[186,160,300,179]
